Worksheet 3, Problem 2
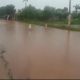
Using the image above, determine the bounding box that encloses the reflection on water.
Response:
[0,20,80,79]
[65,30,70,64]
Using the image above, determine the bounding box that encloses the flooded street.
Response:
[0,20,80,79]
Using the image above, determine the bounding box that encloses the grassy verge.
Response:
[20,19,80,31]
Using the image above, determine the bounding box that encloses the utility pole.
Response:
[68,0,72,27]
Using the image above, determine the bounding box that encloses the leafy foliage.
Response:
[16,5,69,21]
[0,4,16,19]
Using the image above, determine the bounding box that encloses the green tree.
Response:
[42,6,56,20]
[74,4,80,14]
[0,4,16,19]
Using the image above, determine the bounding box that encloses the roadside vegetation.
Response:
[0,4,80,31]
[0,5,16,20]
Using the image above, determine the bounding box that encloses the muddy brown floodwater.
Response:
[0,20,80,79]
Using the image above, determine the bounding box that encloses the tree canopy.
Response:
[16,5,69,21]
[0,4,16,19]
[0,4,80,21]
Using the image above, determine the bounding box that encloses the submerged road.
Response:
[0,20,80,79]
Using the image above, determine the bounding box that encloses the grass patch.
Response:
[19,19,80,31]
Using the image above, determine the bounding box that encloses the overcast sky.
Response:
[0,0,80,10]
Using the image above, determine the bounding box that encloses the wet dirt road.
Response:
[0,20,80,79]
